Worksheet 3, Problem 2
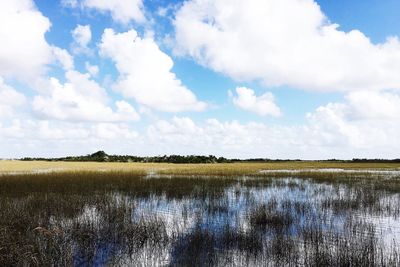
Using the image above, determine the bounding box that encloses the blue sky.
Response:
[1,0,400,159]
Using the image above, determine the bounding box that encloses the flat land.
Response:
[1,160,400,176]
[1,161,399,265]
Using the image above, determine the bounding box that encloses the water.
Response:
[1,175,399,266]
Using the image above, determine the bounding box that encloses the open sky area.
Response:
[1,0,400,159]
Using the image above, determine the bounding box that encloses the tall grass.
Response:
[2,160,400,176]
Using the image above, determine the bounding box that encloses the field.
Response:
[1,161,400,266]
[2,160,400,176]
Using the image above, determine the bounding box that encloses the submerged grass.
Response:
[0,170,399,266]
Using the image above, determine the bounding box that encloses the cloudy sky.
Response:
[1,0,400,159]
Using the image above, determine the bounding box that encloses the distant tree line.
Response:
[20,151,231,164]
[351,158,400,163]
[19,151,400,164]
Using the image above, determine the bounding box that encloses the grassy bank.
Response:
[1,160,400,176]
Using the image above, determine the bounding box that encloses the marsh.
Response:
[0,171,399,266]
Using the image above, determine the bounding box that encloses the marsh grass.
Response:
[249,203,293,232]
[2,160,400,175]
[0,171,399,266]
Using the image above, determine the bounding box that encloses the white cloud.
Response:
[147,119,394,159]
[82,0,145,24]
[157,7,168,17]
[0,0,78,84]
[301,91,400,152]
[174,0,400,92]
[32,70,140,122]
[303,91,400,152]
[94,123,138,139]
[0,119,138,142]
[148,116,203,144]
[52,47,74,70]
[35,120,90,140]
[305,103,363,148]
[71,24,92,54]
[231,87,281,116]
[345,91,400,120]
[147,117,297,157]
[85,62,99,77]
[146,89,400,159]
[99,28,207,112]
[0,119,139,158]
[0,77,26,117]
[156,3,179,18]
[3,90,400,158]
[0,0,53,81]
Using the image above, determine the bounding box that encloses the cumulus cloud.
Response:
[3,90,400,158]
[82,0,145,24]
[147,116,298,157]
[303,91,400,150]
[71,24,92,54]
[0,0,78,83]
[0,119,138,142]
[231,87,281,116]
[0,77,26,117]
[99,28,207,112]
[345,91,400,120]
[32,70,140,122]
[174,0,400,92]
[94,123,138,139]
[0,0,53,81]
[305,103,363,148]
[146,89,400,159]
[0,119,139,158]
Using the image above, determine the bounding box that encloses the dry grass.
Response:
[0,161,165,173]
[1,160,400,176]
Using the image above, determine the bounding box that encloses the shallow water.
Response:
[260,168,400,175]
[1,175,399,266]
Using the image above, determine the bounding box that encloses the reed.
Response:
[0,171,399,266]
[2,160,400,176]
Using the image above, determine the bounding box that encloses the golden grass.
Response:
[0,160,166,173]
[1,160,400,176]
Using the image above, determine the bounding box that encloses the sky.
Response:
[1,0,400,159]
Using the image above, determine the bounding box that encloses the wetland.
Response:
[0,167,399,266]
